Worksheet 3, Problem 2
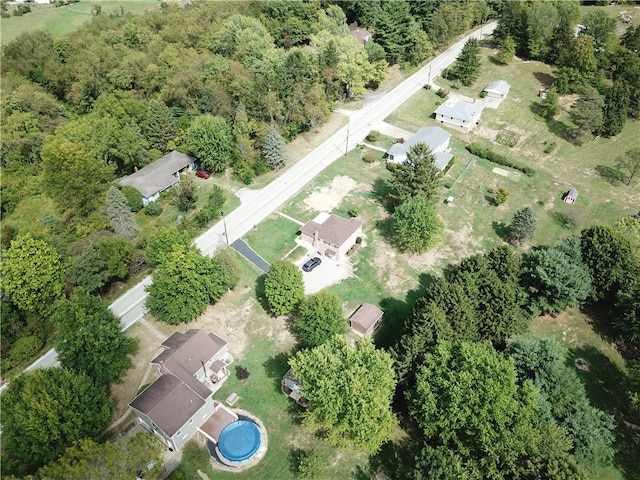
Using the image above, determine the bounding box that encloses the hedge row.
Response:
[466,143,535,176]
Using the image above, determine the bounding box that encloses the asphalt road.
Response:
[1,22,496,390]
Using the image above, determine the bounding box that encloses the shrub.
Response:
[466,143,535,176]
[479,90,487,98]
[496,131,519,148]
[348,206,361,217]
[436,88,449,98]
[144,201,161,216]
[8,335,43,367]
[363,152,377,163]
[495,186,510,205]
[355,236,363,244]
[365,130,380,142]
[236,365,250,380]
[121,186,143,212]
[543,142,557,154]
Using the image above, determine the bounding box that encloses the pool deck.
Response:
[205,408,269,472]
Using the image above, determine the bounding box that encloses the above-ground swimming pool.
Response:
[217,420,261,462]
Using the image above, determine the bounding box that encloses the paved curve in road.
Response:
[1,23,496,391]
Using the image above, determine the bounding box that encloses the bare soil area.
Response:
[303,175,357,212]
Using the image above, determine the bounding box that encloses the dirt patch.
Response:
[303,176,357,212]
[412,221,481,272]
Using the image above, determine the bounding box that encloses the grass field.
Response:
[0,1,162,46]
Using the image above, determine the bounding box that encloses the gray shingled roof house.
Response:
[300,213,363,261]
[128,329,234,451]
[118,150,196,205]
[483,80,511,99]
[387,126,453,170]
[434,101,484,131]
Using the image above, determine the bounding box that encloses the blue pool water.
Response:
[217,420,261,462]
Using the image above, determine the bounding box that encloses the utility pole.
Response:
[345,122,350,156]
[427,63,432,87]
[221,211,229,246]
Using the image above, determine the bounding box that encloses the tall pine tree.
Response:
[262,126,289,170]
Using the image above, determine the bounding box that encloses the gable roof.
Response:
[387,126,450,159]
[350,303,383,331]
[484,80,510,95]
[301,214,363,248]
[350,28,372,45]
[129,373,207,437]
[434,101,484,122]
[152,329,227,384]
[118,150,195,198]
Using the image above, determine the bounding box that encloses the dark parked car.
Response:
[302,257,322,272]
[196,170,210,179]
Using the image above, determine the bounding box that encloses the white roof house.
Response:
[483,80,511,99]
[434,101,484,131]
[387,126,453,170]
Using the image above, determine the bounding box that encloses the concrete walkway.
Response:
[277,212,304,226]
[231,239,270,273]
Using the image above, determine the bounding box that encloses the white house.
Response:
[300,213,363,261]
[118,150,196,205]
[434,101,484,131]
[483,80,511,99]
[387,126,453,171]
[129,329,234,451]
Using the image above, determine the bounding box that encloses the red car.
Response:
[196,170,210,179]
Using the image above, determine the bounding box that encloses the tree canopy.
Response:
[146,246,238,324]
[289,336,397,454]
[391,195,443,253]
[407,341,584,479]
[53,290,138,386]
[0,234,64,316]
[36,434,162,480]
[0,368,112,475]
[264,260,305,316]
[296,290,348,348]
[387,142,441,207]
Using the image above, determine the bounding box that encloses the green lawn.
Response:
[1,1,162,46]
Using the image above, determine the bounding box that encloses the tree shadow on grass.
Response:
[567,344,640,480]
[374,273,436,350]
[532,71,555,87]
[492,220,509,241]
[370,177,394,214]
[594,165,625,185]
[254,273,272,314]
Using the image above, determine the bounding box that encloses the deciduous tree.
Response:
[187,114,236,173]
[391,195,443,253]
[0,234,64,316]
[289,336,397,454]
[53,290,138,386]
[0,368,112,475]
[97,236,132,281]
[145,225,192,267]
[615,147,640,186]
[37,434,162,480]
[264,260,304,316]
[145,246,237,324]
[296,290,348,348]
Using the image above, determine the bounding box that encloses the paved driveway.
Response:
[297,253,352,294]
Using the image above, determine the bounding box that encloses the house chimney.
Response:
[159,360,167,375]
[313,230,319,249]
